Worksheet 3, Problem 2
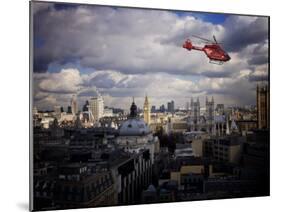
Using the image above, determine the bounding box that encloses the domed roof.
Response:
[119,99,151,136]
[119,118,150,136]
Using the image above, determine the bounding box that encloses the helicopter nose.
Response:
[226,54,231,61]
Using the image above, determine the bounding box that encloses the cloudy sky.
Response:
[32,2,269,111]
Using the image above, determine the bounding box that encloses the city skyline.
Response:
[33,2,268,110]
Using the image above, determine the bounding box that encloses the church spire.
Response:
[130,98,138,118]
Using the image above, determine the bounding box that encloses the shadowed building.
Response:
[206,97,215,135]
[53,163,116,209]
[257,84,269,129]
[203,135,245,164]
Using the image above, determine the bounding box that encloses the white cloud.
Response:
[38,69,82,93]
[34,67,259,110]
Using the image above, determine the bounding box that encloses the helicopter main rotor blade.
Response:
[213,35,218,44]
[192,35,213,42]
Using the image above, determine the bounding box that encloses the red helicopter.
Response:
[182,35,231,65]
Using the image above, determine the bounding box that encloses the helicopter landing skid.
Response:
[209,60,224,65]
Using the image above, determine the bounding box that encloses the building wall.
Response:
[204,138,242,164]
[191,139,203,157]
[229,144,242,164]
[257,85,269,129]
[112,150,153,205]
[206,98,215,134]
[213,140,242,164]
[71,95,78,115]
[180,165,204,175]
[89,96,104,121]
[190,98,200,131]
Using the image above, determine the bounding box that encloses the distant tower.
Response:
[130,97,138,118]
[67,106,72,114]
[89,90,104,122]
[54,105,61,119]
[226,114,230,135]
[186,101,189,112]
[143,95,151,125]
[71,94,78,115]
[167,100,175,113]
[257,84,269,129]
[191,97,200,131]
[206,96,215,134]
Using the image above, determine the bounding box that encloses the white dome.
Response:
[119,118,150,136]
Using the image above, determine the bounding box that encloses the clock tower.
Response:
[143,95,151,125]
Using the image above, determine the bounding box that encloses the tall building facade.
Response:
[190,97,200,131]
[167,100,175,113]
[151,105,156,113]
[89,91,104,122]
[206,96,215,135]
[54,105,61,119]
[159,104,165,112]
[257,84,269,129]
[186,101,190,111]
[71,94,78,115]
[143,95,151,125]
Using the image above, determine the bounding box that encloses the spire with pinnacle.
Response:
[130,97,138,118]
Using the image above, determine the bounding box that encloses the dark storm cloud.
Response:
[32,2,268,78]
[249,74,269,82]
[31,2,223,75]
[247,42,269,65]
[33,54,51,73]
[203,77,256,105]
[200,71,233,78]
[85,74,117,89]
[248,55,268,65]
[222,16,269,52]
[34,92,49,101]
[31,2,269,108]
[39,87,77,94]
